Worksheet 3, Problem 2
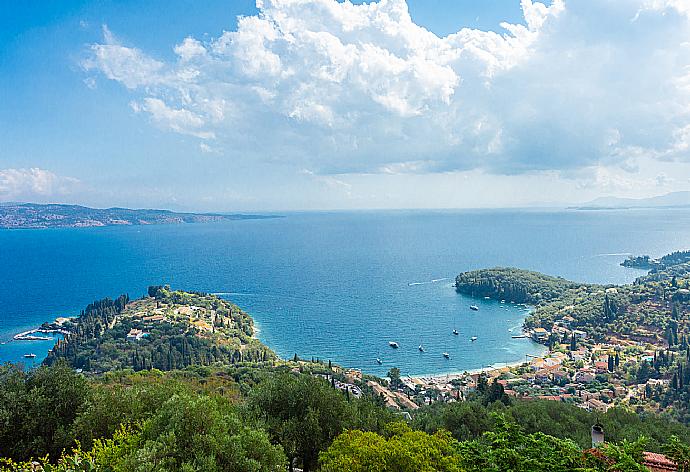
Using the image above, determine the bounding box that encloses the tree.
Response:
[662,435,690,472]
[248,373,351,472]
[387,367,402,390]
[485,380,510,405]
[320,422,463,472]
[0,363,88,461]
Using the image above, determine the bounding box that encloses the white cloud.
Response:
[0,168,80,200]
[83,0,690,184]
[131,98,216,139]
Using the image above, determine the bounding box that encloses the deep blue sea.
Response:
[1,208,689,376]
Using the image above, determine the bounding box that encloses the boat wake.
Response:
[212,292,255,297]
[595,252,633,257]
[408,277,449,286]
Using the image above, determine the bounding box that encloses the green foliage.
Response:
[0,363,88,461]
[112,393,285,471]
[248,373,352,471]
[45,290,274,373]
[412,398,690,451]
[320,422,463,472]
[455,267,578,305]
[461,416,585,472]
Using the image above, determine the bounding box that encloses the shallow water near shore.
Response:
[1,208,689,375]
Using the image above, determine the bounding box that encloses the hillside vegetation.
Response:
[45,286,274,373]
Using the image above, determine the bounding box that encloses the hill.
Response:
[44,286,275,372]
[0,203,278,229]
[574,191,690,210]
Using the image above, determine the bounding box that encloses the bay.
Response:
[1,208,688,376]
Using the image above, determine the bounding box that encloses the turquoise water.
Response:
[1,208,688,376]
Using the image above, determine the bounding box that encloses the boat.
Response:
[376,358,383,365]
[418,345,425,352]
[23,353,36,358]
[452,329,459,335]
[471,336,478,341]
[484,296,490,299]
[443,352,450,359]
[470,305,479,311]
[388,341,399,348]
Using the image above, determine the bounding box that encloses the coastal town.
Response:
[322,317,681,420]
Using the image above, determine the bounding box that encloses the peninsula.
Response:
[0,203,278,229]
[451,249,690,424]
[44,285,275,373]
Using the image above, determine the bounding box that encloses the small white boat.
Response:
[389,341,399,348]
[418,345,425,352]
[470,305,479,311]
[443,352,450,359]
[471,336,478,342]
[452,329,459,335]
[376,358,382,365]
[23,353,36,358]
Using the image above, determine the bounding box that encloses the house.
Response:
[144,314,166,322]
[643,452,677,471]
[532,328,549,342]
[126,328,148,340]
[575,370,595,383]
[344,369,362,383]
[572,329,588,339]
[585,398,609,412]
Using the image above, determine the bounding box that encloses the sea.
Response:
[1,208,688,377]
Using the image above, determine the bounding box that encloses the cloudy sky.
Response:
[2,0,690,211]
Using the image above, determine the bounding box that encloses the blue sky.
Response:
[2,0,690,211]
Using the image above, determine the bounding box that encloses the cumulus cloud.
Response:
[82,0,690,178]
[0,168,80,200]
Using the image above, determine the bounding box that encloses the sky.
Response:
[2,0,690,211]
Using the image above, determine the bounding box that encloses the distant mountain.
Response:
[0,203,279,229]
[574,191,690,210]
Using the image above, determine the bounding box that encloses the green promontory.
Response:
[44,285,275,373]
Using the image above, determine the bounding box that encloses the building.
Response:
[532,328,549,342]
[643,452,677,471]
[126,328,148,340]
[584,398,609,413]
[572,329,588,339]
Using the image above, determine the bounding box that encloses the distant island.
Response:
[572,190,690,210]
[0,202,279,229]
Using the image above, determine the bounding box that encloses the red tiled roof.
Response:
[643,451,676,471]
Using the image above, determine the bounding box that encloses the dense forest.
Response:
[44,286,274,373]
[2,362,690,471]
[455,256,690,343]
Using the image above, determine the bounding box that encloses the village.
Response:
[330,319,676,416]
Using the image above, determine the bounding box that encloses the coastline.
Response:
[406,355,543,383]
